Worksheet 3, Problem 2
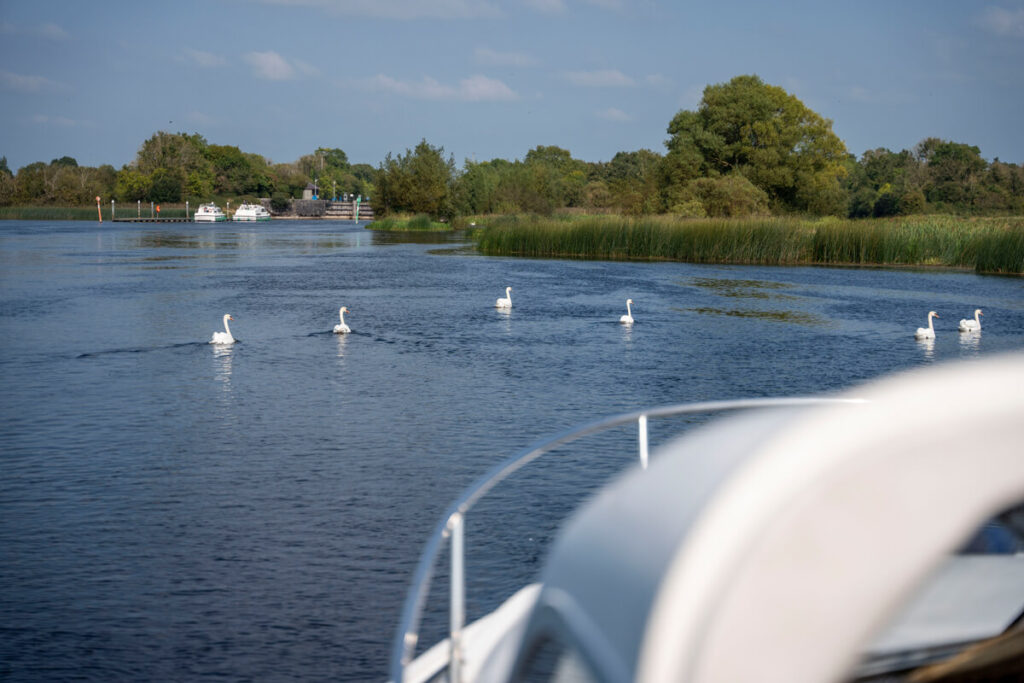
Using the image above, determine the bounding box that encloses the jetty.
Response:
[112,216,191,223]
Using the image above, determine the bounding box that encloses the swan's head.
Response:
[928,311,939,319]
[976,309,984,316]
[224,314,234,321]
[506,286,512,293]
[626,298,633,304]
[340,306,349,313]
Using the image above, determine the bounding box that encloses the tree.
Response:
[917,138,987,211]
[375,140,455,218]
[0,156,11,177]
[115,167,151,202]
[674,175,769,218]
[663,75,848,215]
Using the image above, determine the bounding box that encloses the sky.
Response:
[1,0,1023,173]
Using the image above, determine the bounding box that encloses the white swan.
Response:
[914,311,939,340]
[334,306,351,334]
[958,308,982,332]
[620,298,634,325]
[496,286,512,309]
[211,314,235,344]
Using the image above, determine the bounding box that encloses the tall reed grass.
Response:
[476,215,1024,274]
[366,213,451,231]
[0,206,102,220]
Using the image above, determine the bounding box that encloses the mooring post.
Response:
[95,196,102,223]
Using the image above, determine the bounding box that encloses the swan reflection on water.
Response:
[213,343,234,388]
[916,336,935,359]
[959,330,981,351]
[336,332,348,358]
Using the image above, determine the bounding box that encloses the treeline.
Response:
[2,75,1022,219]
[0,133,375,208]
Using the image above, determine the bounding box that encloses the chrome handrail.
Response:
[390,397,863,682]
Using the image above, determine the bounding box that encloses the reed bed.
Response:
[0,205,192,221]
[366,214,451,231]
[0,206,103,220]
[476,215,1024,274]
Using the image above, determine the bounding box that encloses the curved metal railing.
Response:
[389,397,864,683]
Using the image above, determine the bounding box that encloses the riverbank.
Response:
[365,214,452,231]
[474,215,1024,275]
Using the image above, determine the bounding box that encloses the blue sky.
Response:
[2,0,1023,172]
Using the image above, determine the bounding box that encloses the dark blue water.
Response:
[1,220,1022,681]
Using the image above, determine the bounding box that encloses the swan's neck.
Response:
[506,288,512,303]
[339,309,346,325]
[975,310,981,323]
[223,315,232,336]
[928,314,935,331]
[626,301,632,317]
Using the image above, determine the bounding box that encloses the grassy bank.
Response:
[476,215,1024,275]
[366,214,452,231]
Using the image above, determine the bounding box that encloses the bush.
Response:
[270,192,291,213]
[680,175,769,218]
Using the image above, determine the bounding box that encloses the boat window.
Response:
[515,634,598,683]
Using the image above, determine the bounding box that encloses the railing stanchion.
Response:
[638,415,649,469]
[450,512,465,683]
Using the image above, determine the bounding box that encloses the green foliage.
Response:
[0,156,11,176]
[115,167,150,202]
[476,214,1024,273]
[676,175,769,218]
[270,192,291,213]
[375,139,455,219]
[664,75,848,215]
[366,213,450,231]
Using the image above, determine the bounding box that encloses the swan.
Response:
[958,308,982,332]
[210,314,235,344]
[334,306,351,334]
[914,311,939,340]
[620,298,634,325]
[496,286,512,309]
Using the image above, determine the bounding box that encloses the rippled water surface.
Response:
[1,220,1022,680]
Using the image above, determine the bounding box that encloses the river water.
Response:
[1,219,1022,681]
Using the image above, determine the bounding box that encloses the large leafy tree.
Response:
[374,139,455,218]
[664,75,848,215]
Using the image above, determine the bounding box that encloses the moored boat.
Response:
[194,203,227,222]
[232,202,271,222]
[391,354,1024,683]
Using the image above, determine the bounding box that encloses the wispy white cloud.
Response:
[31,114,81,127]
[183,48,228,68]
[977,6,1024,37]
[475,47,539,67]
[362,73,518,101]
[1,21,70,40]
[244,51,317,80]
[0,70,66,93]
[247,0,502,19]
[524,0,566,13]
[561,69,635,87]
[596,107,630,122]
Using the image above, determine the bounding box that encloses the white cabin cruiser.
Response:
[232,202,271,222]
[194,203,227,222]
[391,354,1024,683]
